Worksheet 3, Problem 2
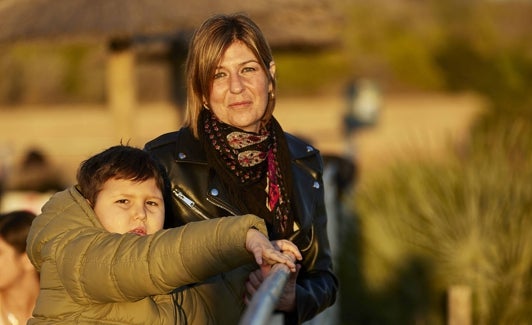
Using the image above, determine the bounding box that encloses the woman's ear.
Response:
[269,61,276,81]
[268,61,276,92]
[202,96,211,110]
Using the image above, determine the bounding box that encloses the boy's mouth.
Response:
[129,227,147,236]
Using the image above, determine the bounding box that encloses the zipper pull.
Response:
[172,189,210,220]
[173,189,196,207]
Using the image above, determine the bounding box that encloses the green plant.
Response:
[340,106,532,323]
[274,50,348,96]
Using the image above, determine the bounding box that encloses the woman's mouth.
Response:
[229,100,252,108]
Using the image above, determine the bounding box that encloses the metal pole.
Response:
[239,263,290,325]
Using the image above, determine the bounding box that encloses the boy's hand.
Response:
[245,229,300,272]
[271,239,302,262]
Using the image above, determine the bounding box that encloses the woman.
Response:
[0,210,39,325]
[145,13,338,324]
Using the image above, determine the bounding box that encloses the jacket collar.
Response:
[285,133,320,161]
[169,126,322,174]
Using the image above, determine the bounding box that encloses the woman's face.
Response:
[0,237,27,290]
[93,178,165,236]
[208,41,275,133]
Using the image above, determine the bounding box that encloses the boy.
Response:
[26,145,300,324]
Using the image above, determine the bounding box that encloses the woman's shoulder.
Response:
[285,132,323,174]
[145,127,194,151]
[285,132,321,158]
[145,127,207,164]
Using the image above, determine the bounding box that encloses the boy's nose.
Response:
[133,205,147,221]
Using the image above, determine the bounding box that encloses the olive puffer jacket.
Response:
[26,186,268,324]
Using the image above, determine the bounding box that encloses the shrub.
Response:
[340,104,532,323]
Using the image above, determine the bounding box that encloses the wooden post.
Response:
[107,38,136,142]
[448,285,472,325]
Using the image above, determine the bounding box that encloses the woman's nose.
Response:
[230,74,244,94]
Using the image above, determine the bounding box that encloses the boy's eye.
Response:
[146,201,159,207]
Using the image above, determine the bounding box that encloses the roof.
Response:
[0,0,343,48]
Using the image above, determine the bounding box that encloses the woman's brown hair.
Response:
[183,13,276,138]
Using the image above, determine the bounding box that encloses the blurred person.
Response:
[2,148,66,216]
[0,210,39,325]
[0,145,14,213]
[26,145,300,324]
[145,13,338,324]
[343,78,381,132]
[7,148,65,193]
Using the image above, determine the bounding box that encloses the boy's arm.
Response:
[28,187,271,305]
[56,215,268,304]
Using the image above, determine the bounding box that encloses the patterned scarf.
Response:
[200,109,294,238]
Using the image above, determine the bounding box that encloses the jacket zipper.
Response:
[206,196,239,216]
[172,189,211,220]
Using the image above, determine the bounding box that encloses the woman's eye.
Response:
[242,66,256,73]
[116,199,128,204]
[214,71,226,79]
[146,201,159,207]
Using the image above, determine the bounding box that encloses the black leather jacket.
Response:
[145,127,338,324]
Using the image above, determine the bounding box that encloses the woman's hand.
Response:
[245,263,301,312]
[246,228,300,272]
[244,236,302,311]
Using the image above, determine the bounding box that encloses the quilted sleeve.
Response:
[58,215,266,304]
[28,187,267,305]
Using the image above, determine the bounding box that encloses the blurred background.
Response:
[0,0,531,324]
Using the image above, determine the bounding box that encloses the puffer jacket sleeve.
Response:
[27,186,266,305]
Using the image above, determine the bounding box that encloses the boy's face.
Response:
[93,178,164,235]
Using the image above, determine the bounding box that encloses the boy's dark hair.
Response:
[0,210,36,254]
[77,145,165,206]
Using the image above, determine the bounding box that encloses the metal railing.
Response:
[239,158,348,325]
[238,263,290,325]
